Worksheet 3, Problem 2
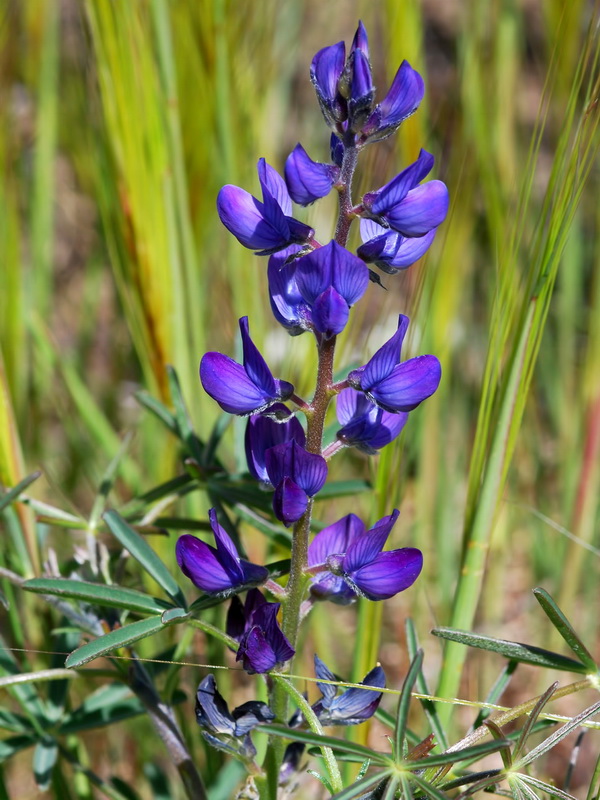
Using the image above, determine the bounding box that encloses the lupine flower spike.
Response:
[176,509,268,595]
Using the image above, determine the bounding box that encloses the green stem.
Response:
[272,675,343,792]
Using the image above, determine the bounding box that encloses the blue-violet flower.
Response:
[336,388,408,454]
[284,144,340,206]
[308,510,423,601]
[294,240,369,338]
[312,655,385,725]
[176,509,268,595]
[217,158,314,254]
[347,314,441,414]
[357,218,438,274]
[267,246,312,335]
[200,316,293,415]
[245,404,306,484]
[228,590,295,674]
[362,149,448,238]
[196,674,274,759]
[265,439,328,526]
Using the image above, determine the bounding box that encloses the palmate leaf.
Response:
[533,588,597,672]
[0,735,36,762]
[431,628,587,673]
[23,578,173,615]
[103,510,186,608]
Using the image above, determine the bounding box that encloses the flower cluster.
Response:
[176,20,448,777]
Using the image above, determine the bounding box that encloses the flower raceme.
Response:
[348,314,442,414]
[200,316,293,416]
[176,508,268,595]
[308,510,423,602]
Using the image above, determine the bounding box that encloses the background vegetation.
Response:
[0,0,598,797]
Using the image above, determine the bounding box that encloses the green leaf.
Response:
[431,628,587,673]
[512,681,558,762]
[382,775,400,800]
[135,390,178,435]
[409,773,451,800]
[166,365,204,463]
[329,771,391,800]
[137,473,194,505]
[160,607,189,624]
[401,738,512,770]
[314,480,371,500]
[515,700,600,768]
[521,775,578,800]
[0,471,42,513]
[103,510,186,608]
[33,738,58,791]
[405,619,449,750]
[0,735,36,762]
[533,588,597,671]
[0,708,31,734]
[473,661,518,728]
[255,724,392,765]
[233,504,292,548]
[23,578,173,615]
[65,616,165,668]
[395,649,423,760]
[89,434,134,529]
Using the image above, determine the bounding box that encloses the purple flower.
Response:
[195,674,274,759]
[344,22,374,132]
[362,149,449,238]
[267,246,312,335]
[357,218,438,274]
[265,440,328,526]
[347,315,441,414]
[336,388,408,454]
[310,40,347,129]
[308,511,423,601]
[200,316,293,415]
[284,144,340,206]
[294,241,369,338]
[228,590,295,674]
[176,509,268,595]
[361,60,425,143]
[245,405,306,483]
[312,655,385,725]
[217,158,314,254]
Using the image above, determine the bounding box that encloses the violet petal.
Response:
[350,548,423,600]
